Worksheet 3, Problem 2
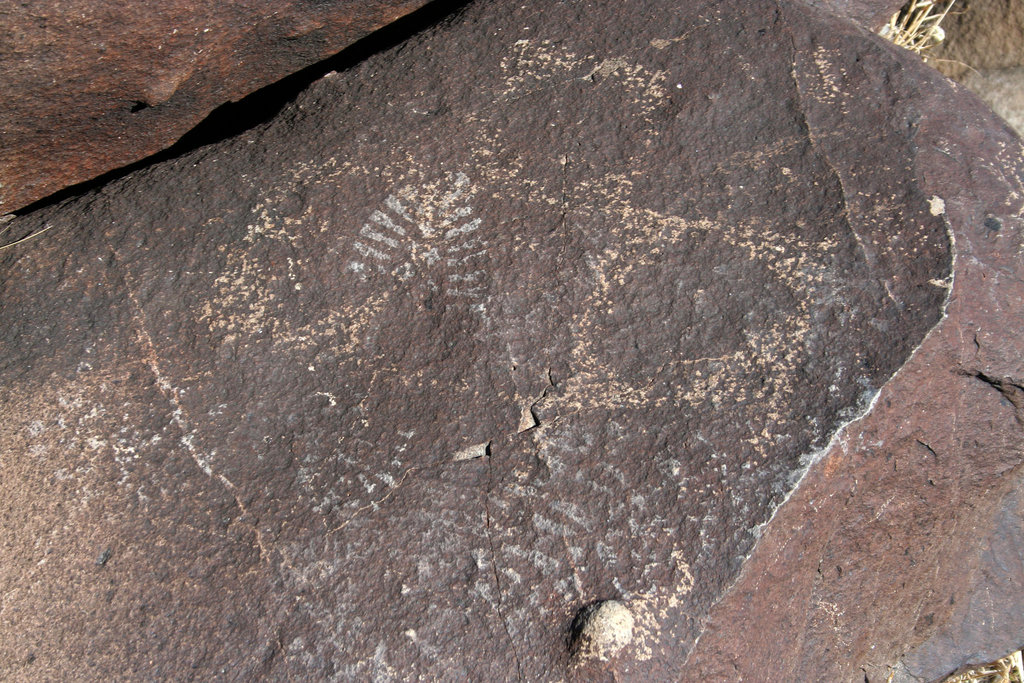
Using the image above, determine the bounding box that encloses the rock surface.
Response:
[897,482,1024,681]
[0,0,437,213]
[808,0,902,31]
[683,11,1024,679]
[0,0,1020,680]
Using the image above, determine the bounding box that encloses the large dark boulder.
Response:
[0,0,438,213]
[0,0,1020,679]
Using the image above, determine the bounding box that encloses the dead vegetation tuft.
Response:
[941,650,1024,683]
[0,214,52,251]
[880,0,958,57]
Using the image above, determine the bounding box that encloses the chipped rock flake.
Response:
[452,442,490,461]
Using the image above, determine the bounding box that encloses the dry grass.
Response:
[880,0,958,56]
[942,650,1024,683]
[0,214,51,251]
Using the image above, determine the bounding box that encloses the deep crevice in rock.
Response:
[483,453,525,681]
[962,369,1024,424]
[11,0,473,219]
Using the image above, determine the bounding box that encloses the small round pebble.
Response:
[574,600,634,661]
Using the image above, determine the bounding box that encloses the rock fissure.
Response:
[122,289,280,570]
[916,439,939,459]
[116,256,227,488]
[483,455,525,682]
[525,368,557,431]
[960,369,1024,425]
[780,11,881,292]
[217,474,273,565]
[686,108,958,682]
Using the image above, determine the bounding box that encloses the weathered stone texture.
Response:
[0,0,1019,680]
[897,482,1024,680]
[0,0,435,212]
[683,9,1024,679]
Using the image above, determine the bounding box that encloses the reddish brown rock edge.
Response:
[684,6,1024,682]
[0,0,435,213]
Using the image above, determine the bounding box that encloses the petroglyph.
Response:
[0,370,175,509]
[500,39,668,123]
[348,171,489,304]
[507,169,840,463]
[499,39,584,100]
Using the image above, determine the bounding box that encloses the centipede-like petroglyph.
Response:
[348,171,490,308]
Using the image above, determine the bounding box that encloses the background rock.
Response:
[0,0,439,213]
[928,0,1024,137]
[931,0,1024,80]
[957,67,1024,136]
[0,0,1020,680]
